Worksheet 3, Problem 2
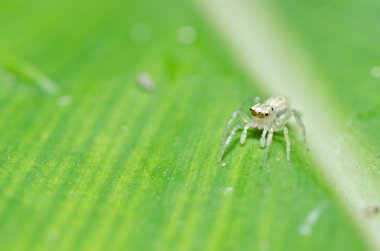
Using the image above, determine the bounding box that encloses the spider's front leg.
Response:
[260,129,268,148]
[263,128,274,162]
[219,125,242,163]
[254,96,260,104]
[222,110,250,143]
[219,110,251,163]
[240,124,251,144]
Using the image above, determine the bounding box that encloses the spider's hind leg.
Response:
[283,126,291,161]
[291,110,307,145]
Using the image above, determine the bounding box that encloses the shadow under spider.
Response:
[221,126,305,166]
[222,129,263,160]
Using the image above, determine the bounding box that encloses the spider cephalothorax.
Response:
[219,96,306,163]
[249,104,274,118]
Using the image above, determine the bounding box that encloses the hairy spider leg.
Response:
[240,124,251,144]
[274,110,304,161]
[283,126,291,161]
[219,125,242,163]
[291,110,306,143]
[271,112,292,161]
[254,96,260,104]
[240,96,260,110]
[222,110,249,144]
[264,128,274,162]
[260,129,268,148]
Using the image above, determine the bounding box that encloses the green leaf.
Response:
[0,0,378,250]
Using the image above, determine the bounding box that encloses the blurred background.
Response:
[0,0,380,250]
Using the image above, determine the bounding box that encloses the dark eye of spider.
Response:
[265,113,268,116]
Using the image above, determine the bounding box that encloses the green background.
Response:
[1,0,379,250]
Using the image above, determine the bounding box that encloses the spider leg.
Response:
[283,126,291,161]
[219,125,241,163]
[254,96,260,104]
[240,124,251,144]
[222,110,249,144]
[240,96,260,110]
[260,129,268,148]
[291,110,306,143]
[263,128,274,162]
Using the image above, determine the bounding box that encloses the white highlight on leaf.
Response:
[345,112,357,127]
[1,58,58,94]
[263,187,272,194]
[137,72,156,91]
[177,220,185,228]
[47,229,59,242]
[178,26,197,44]
[56,95,72,106]
[130,23,151,44]
[258,240,271,251]
[0,65,15,86]
[220,186,234,195]
[370,66,380,79]
[298,203,327,236]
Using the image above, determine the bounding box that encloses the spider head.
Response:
[249,104,274,119]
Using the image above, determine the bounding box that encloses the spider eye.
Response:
[265,113,269,116]
[258,112,264,118]
[251,110,257,116]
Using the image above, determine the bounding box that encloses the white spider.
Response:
[219,96,306,162]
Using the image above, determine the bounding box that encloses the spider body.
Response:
[219,96,305,162]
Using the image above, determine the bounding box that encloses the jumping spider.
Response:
[219,96,306,163]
